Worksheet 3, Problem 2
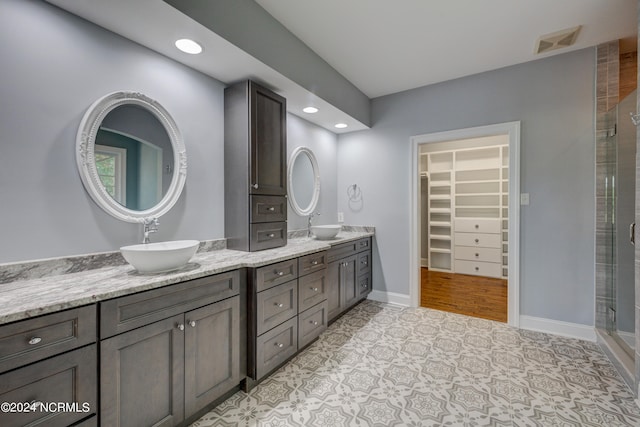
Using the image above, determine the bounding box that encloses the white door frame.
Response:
[409,121,521,327]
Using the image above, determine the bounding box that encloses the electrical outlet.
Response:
[520,193,530,206]
[338,212,344,223]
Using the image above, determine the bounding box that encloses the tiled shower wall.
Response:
[595,41,619,332]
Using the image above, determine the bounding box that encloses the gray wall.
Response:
[286,114,338,230]
[0,0,338,263]
[338,48,596,325]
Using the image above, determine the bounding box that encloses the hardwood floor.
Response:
[420,268,507,322]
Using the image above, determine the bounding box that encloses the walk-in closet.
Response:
[419,135,509,321]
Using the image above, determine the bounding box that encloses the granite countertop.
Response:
[0,230,373,325]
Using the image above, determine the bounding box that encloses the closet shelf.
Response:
[456,192,502,196]
[430,182,451,187]
[430,235,451,241]
[429,195,451,200]
[430,208,451,213]
[429,248,451,254]
[430,221,451,227]
[455,179,501,184]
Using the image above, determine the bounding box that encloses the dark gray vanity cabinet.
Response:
[0,306,98,427]
[100,271,242,427]
[327,238,372,322]
[224,80,288,252]
[247,252,327,389]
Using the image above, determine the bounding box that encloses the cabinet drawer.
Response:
[250,222,287,251]
[0,305,96,374]
[455,219,500,234]
[250,195,287,223]
[357,237,372,253]
[327,240,358,263]
[298,269,327,313]
[358,251,371,275]
[101,270,239,338]
[255,259,298,292]
[455,246,501,263]
[298,251,327,277]
[454,232,501,248]
[0,345,97,427]
[256,317,297,379]
[358,274,372,298]
[298,301,327,349]
[454,259,502,278]
[256,281,297,335]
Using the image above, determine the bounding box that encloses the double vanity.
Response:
[0,232,373,427]
[0,80,375,426]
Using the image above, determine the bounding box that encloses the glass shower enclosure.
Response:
[605,89,637,358]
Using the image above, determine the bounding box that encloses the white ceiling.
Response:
[45,0,637,132]
[256,0,638,98]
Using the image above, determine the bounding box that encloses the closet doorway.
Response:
[409,122,520,327]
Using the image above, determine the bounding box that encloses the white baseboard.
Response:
[519,315,596,342]
[421,258,429,268]
[367,290,410,307]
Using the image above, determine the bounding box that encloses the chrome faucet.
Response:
[142,217,159,243]
[308,212,320,237]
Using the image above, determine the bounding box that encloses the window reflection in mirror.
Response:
[95,105,174,211]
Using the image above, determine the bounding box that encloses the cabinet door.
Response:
[341,255,359,310]
[326,260,341,321]
[101,315,185,427]
[0,345,96,427]
[250,82,287,196]
[184,297,240,417]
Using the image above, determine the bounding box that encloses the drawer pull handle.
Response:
[362,260,368,265]
[275,342,284,348]
[268,233,275,238]
[312,260,319,265]
[253,184,259,189]
[267,207,275,211]
[475,239,479,243]
[475,253,479,257]
[275,302,284,308]
[475,267,480,271]
[311,287,319,292]
[312,321,319,326]
[475,224,479,229]
[28,337,42,345]
[277,271,284,276]
[177,323,185,331]
[188,320,196,328]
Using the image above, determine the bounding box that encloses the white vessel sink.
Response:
[311,225,341,240]
[120,240,200,273]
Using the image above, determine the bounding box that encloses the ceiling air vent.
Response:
[535,25,581,54]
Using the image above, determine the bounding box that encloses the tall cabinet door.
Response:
[101,315,185,427]
[184,297,240,416]
[341,255,359,310]
[250,82,287,196]
[326,260,341,321]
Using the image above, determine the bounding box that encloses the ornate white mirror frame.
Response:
[76,91,187,223]
[287,146,320,216]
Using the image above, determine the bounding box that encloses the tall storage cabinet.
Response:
[225,80,288,252]
[423,144,508,279]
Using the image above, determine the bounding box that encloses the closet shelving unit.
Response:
[424,144,508,279]
[425,152,453,272]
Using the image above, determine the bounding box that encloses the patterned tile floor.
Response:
[191,301,640,426]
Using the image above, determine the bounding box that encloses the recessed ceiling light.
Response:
[303,107,319,114]
[335,123,348,129]
[175,39,202,54]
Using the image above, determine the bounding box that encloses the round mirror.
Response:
[76,91,186,223]
[287,147,320,216]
